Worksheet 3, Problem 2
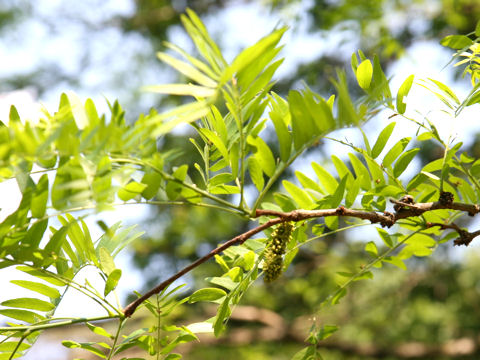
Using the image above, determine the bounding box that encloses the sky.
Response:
[1,1,480,357]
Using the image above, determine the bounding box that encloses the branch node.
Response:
[336,206,346,215]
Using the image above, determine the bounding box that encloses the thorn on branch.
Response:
[438,191,454,206]
[392,195,415,213]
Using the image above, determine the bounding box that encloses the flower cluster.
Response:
[263,222,294,283]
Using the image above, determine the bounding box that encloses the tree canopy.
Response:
[1,4,480,360]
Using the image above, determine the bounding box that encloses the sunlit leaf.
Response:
[356,59,373,89]
[396,75,414,114]
[440,35,473,49]
[10,280,60,299]
[1,297,55,312]
[188,288,227,303]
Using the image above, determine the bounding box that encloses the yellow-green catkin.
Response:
[263,222,294,283]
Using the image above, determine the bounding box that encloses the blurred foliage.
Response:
[3,2,480,359]
[2,0,480,105]
[172,246,480,359]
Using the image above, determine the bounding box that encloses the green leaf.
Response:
[165,354,183,360]
[1,297,55,312]
[198,127,230,163]
[440,35,473,49]
[0,342,30,352]
[384,256,407,270]
[377,228,394,247]
[428,78,460,105]
[396,75,414,114]
[0,309,44,323]
[301,86,335,133]
[248,156,264,191]
[331,288,347,305]
[356,59,373,89]
[144,84,216,98]
[316,325,339,341]
[398,244,433,259]
[16,266,66,286]
[372,55,392,105]
[393,148,420,177]
[220,28,286,85]
[345,176,360,207]
[104,269,122,296]
[31,174,49,218]
[62,340,81,349]
[118,181,148,201]
[296,171,324,194]
[44,225,68,256]
[283,180,313,209]
[156,52,217,88]
[209,173,234,187]
[312,162,338,194]
[188,288,227,303]
[383,137,411,168]
[371,122,396,158]
[187,322,214,334]
[208,184,240,194]
[166,165,189,200]
[9,105,21,123]
[333,70,359,125]
[331,155,353,187]
[99,246,116,275]
[247,136,276,177]
[150,100,211,137]
[10,280,60,299]
[207,105,227,143]
[206,276,236,291]
[289,90,315,150]
[329,175,348,208]
[86,322,114,339]
[364,241,378,257]
[405,233,436,247]
[269,93,292,162]
[292,345,321,360]
[214,297,231,336]
[141,171,162,200]
[348,153,371,190]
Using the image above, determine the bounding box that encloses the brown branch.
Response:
[123,216,284,317]
[256,200,480,227]
[427,222,480,246]
[123,196,480,317]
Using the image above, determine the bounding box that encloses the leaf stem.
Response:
[0,315,118,333]
[106,317,127,360]
[111,156,248,215]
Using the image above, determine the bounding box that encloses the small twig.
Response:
[423,222,480,247]
[426,222,478,246]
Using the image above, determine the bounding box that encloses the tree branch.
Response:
[123,216,284,317]
[123,194,480,317]
[256,198,480,228]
